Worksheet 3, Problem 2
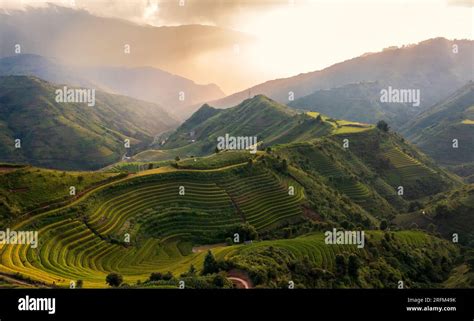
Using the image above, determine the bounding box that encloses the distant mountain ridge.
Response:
[0,54,225,120]
[0,4,255,94]
[288,82,416,128]
[205,38,473,126]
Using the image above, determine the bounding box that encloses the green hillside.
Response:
[401,82,474,181]
[160,95,332,157]
[394,184,474,247]
[289,82,415,129]
[0,92,468,289]
[0,76,178,170]
[0,165,121,225]
[0,158,459,288]
[0,131,466,289]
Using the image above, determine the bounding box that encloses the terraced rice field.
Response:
[335,179,370,201]
[384,147,435,183]
[284,145,372,204]
[0,165,304,287]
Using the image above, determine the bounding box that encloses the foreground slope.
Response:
[0,76,178,170]
[0,160,459,288]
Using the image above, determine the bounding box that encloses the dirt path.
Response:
[227,269,253,289]
[227,277,250,289]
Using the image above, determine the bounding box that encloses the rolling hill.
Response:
[131,95,458,222]
[0,76,178,170]
[159,95,333,156]
[0,157,460,288]
[401,81,474,181]
[0,54,225,120]
[0,98,466,289]
[288,82,415,128]
[394,184,474,247]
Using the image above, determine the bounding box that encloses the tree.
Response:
[212,274,226,287]
[435,204,450,218]
[408,201,422,212]
[214,147,220,154]
[175,156,180,162]
[280,159,288,173]
[149,272,163,281]
[105,273,123,287]
[247,158,253,168]
[162,271,173,281]
[187,264,197,276]
[335,254,347,276]
[376,120,389,132]
[236,222,258,241]
[348,254,360,278]
[316,114,322,122]
[202,250,219,275]
[380,219,388,231]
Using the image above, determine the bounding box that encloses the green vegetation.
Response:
[290,82,416,129]
[159,95,333,157]
[0,76,178,170]
[0,166,121,225]
[222,231,457,288]
[402,81,474,181]
[0,92,469,289]
[394,184,474,246]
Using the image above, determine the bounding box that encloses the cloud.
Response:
[0,0,294,27]
[447,0,474,7]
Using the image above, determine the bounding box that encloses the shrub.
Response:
[376,120,389,132]
[202,250,219,275]
[149,272,163,281]
[105,273,123,287]
[162,271,173,281]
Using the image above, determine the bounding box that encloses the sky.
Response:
[1,0,473,93]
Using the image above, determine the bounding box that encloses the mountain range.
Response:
[0,54,224,120]
[0,4,256,94]
[205,38,473,129]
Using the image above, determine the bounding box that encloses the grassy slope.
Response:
[0,165,120,225]
[394,184,474,246]
[158,95,332,157]
[401,82,474,180]
[290,82,416,129]
[0,76,178,170]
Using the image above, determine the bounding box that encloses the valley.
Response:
[0,8,471,290]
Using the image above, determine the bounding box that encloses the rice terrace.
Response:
[0,2,473,320]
